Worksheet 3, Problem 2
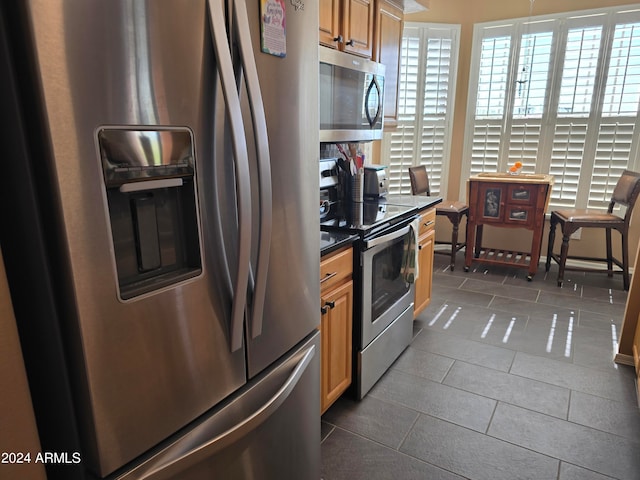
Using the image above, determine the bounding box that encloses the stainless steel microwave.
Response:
[319,46,385,143]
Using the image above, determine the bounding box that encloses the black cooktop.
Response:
[320,198,419,237]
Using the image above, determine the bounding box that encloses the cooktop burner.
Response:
[320,198,418,237]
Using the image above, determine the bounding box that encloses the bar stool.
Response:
[409,166,469,271]
[545,169,640,290]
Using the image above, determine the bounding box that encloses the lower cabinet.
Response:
[414,207,436,317]
[320,246,353,414]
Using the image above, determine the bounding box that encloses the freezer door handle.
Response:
[233,0,272,339]
[207,0,252,352]
[114,343,316,480]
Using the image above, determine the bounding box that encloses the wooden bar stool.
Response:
[545,169,640,290]
[409,166,469,271]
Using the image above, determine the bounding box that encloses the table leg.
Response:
[464,222,475,272]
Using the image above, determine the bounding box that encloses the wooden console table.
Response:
[464,173,554,280]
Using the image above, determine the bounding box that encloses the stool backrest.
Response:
[408,166,431,196]
[609,170,640,221]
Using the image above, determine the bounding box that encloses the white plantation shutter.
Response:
[476,36,510,118]
[548,23,603,207]
[388,33,420,194]
[388,124,416,194]
[507,31,552,170]
[471,122,501,174]
[549,122,588,207]
[557,26,602,117]
[603,23,640,116]
[587,20,640,209]
[513,32,553,118]
[463,6,640,210]
[507,122,541,172]
[589,121,635,208]
[419,33,454,193]
[383,24,460,196]
[424,37,452,116]
[469,32,510,175]
[398,34,420,118]
[419,122,446,189]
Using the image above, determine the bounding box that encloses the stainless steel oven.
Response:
[319,162,418,400]
[357,216,417,399]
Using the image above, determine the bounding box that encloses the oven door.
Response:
[360,220,416,348]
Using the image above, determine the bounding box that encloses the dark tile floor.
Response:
[321,253,640,480]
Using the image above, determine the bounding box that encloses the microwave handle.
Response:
[365,76,382,127]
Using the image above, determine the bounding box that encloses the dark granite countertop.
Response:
[383,194,442,211]
[320,231,359,257]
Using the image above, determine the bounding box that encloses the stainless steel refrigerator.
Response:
[0,0,320,479]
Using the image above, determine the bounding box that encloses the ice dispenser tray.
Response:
[98,128,202,300]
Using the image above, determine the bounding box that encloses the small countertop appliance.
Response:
[363,165,388,198]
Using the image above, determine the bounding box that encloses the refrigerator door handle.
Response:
[232,0,272,339]
[207,0,252,352]
[114,343,316,480]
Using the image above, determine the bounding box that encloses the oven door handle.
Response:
[364,223,411,249]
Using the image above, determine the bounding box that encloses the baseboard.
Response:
[613,353,635,366]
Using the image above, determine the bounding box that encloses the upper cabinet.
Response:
[374,0,403,123]
[319,0,375,58]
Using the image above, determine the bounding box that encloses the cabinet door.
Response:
[320,280,353,413]
[375,0,402,122]
[477,183,505,223]
[320,0,341,48]
[414,228,435,317]
[343,0,375,58]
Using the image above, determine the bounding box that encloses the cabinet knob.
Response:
[346,39,354,47]
[321,306,329,315]
[324,300,336,309]
[333,35,344,43]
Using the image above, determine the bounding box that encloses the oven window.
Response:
[370,234,411,322]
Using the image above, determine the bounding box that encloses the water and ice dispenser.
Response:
[98,128,202,300]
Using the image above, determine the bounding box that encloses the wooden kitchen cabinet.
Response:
[464,174,553,279]
[320,246,354,414]
[374,0,403,123]
[414,207,436,317]
[319,0,375,58]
